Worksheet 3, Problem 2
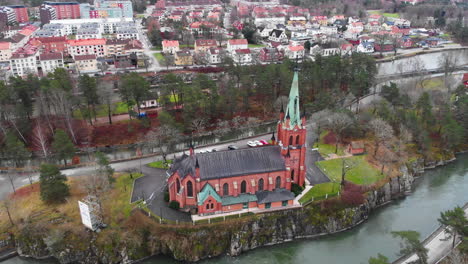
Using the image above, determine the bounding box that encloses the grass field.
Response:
[314,131,345,157]
[180,44,194,49]
[316,155,385,185]
[248,44,266,48]
[73,102,131,119]
[299,182,341,204]
[420,77,445,90]
[153,53,165,64]
[147,160,173,169]
[383,13,400,18]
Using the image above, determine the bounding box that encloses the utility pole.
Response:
[341,158,353,188]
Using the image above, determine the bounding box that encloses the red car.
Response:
[259,140,269,145]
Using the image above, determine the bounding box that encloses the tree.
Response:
[51,129,76,165]
[440,115,464,151]
[369,118,394,157]
[95,151,114,183]
[31,122,50,158]
[349,53,377,113]
[438,206,468,249]
[368,254,390,264]
[438,53,458,91]
[416,92,434,127]
[392,231,428,264]
[98,80,116,125]
[326,112,353,153]
[3,131,30,167]
[163,54,175,70]
[380,82,400,107]
[79,74,99,125]
[120,72,150,115]
[39,164,70,203]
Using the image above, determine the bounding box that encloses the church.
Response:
[166,70,307,215]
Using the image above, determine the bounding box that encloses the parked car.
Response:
[228,145,238,150]
[247,141,258,147]
[199,150,207,154]
[259,140,269,145]
[253,140,262,146]
[211,148,217,152]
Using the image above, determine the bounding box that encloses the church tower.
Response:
[276,70,307,187]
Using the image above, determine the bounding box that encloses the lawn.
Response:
[73,102,130,119]
[316,155,385,185]
[179,44,194,49]
[419,77,445,90]
[299,182,341,204]
[248,44,266,48]
[147,159,173,169]
[153,53,165,64]
[314,131,345,157]
[383,13,400,18]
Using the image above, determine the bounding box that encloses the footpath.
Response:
[393,203,468,264]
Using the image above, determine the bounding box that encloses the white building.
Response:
[0,42,12,62]
[49,18,135,35]
[74,54,98,72]
[206,47,222,64]
[67,38,107,58]
[268,29,288,43]
[9,46,39,76]
[232,49,252,64]
[227,39,248,53]
[356,41,374,53]
[258,27,274,38]
[254,16,286,27]
[285,45,304,59]
[39,53,64,75]
[116,27,139,40]
[320,25,338,35]
[162,40,180,54]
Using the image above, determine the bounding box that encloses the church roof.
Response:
[256,188,295,204]
[169,145,286,180]
[284,71,302,128]
[221,193,257,206]
[197,183,221,205]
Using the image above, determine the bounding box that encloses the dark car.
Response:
[228,145,238,150]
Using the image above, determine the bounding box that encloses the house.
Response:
[194,39,217,53]
[348,141,365,155]
[227,39,248,53]
[206,47,222,64]
[374,40,394,52]
[34,36,68,53]
[232,49,252,64]
[106,39,130,56]
[258,27,274,38]
[398,36,414,49]
[0,42,12,62]
[67,38,106,58]
[320,25,338,35]
[426,37,442,47]
[124,39,144,56]
[74,54,98,72]
[258,47,284,63]
[166,71,306,216]
[365,21,381,32]
[368,14,382,23]
[189,21,222,35]
[356,41,374,53]
[348,22,364,34]
[162,40,180,54]
[38,52,64,76]
[340,43,354,56]
[285,45,304,59]
[9,45,39,76]
[269,29,288,43]
[175,50,193,66]
[463,73,468,88]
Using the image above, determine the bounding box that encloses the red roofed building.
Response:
[259,47,283,63]
[233,48,252,64]
[286,45,304,59]
[189,21,222,35]
[194,39,217,52]
[9,5,29,23]
[34,36,68,53]
[10,44,39,76]
[38,52,64,75]
[75,54,98,72]
[227,38,248,52]
[0,42,12,62]
[348,141,365,155]
[162,39,179,54]
[67,38,106,58]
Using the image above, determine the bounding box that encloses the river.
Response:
[4,153,468,264]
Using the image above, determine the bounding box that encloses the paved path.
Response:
[393,203,468,264]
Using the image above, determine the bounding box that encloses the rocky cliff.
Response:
[14,156,452,264]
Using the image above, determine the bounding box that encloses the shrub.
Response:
[291,183,304,196]
[168,200,180,210]
[341,190,365,206]
[164,191,169,202]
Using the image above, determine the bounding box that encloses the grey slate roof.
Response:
[256,188,295,204]
[168,145,286,180]
[221,194,257,206]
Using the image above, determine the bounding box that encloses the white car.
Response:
[253,140,262,146]
[247,141,258,147]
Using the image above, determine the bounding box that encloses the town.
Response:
[0,0,467,263]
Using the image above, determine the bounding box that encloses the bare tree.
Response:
[6,172,15,194]
[409,56,426,90]
[369,118,394,157]
[375,146,398,175]
[397,124,412,156]
[31,121,50,158]
[97,81,115,125]
[326,112,353,153]
[163,54,175,70]
[438,53,459,91]
[374,33,389,57]
[1,200,14,226]
[193,51,209,66]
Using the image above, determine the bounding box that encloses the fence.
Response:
[301,192,340,207]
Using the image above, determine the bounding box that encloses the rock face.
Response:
[13,157,449,264]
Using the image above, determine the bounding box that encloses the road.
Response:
[393,203,468,264]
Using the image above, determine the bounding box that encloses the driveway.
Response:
[131,166,191,222]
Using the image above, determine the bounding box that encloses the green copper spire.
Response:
[284,70,302,128]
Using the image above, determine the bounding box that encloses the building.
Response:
[67,38,106,58]
[116,27,139,40]
[194,39,217,53]
[167,71,306,215]
[162,40,179,54]
[0,25,22,38]
[232,48,252,64]
[0,42,12,62]
[356,41,374,53]
[227,38,248,53]
[40,2,81,24]
[189,21,222,35]
[258,47,283,63]
[206,47,222,64]
[76,27,102,39]
[94,0,133,18]
[285,45,304,59]
[463,73,468,88]
[269,29,288,43]
[74,54,98,72]
[33,36,68,53]
[9,45,39,76]
[38,52,64,75]
[348,141,365,155]
[175,50,193,66]
[0,7,16,26]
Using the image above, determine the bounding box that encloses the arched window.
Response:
[275,176,281,189]
[187,181,193,197]
[289,136,293,145]
[296,135,300,145]
[176,178,181,193]
[211,203,214,209]
[223,183,229,196]
[206,204,209,209]
[241,180,247,193]
[291,170,295,181]
[258,178,264,191]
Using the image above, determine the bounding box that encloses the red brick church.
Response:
[167,71,307,215]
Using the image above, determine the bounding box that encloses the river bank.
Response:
[3,151,466,264]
